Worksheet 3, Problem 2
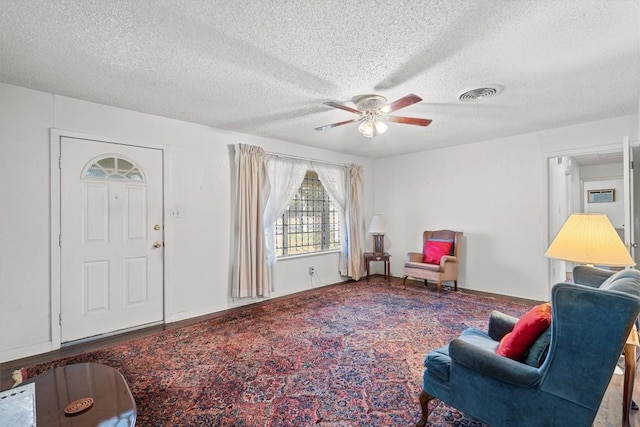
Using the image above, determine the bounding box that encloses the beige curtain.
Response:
[346,164,366,279]
[232,144,270,298]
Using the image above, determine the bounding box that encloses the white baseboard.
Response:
[1,342,53,364]
[165,303,231,323]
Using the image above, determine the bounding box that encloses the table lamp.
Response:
[368,214,387,254]
[545,213,635,267]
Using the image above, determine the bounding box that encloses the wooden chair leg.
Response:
[403,275,408,289]
[416,390,436,427]
[454,280,458,292]
[436,281,442,297]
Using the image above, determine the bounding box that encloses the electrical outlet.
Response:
[308,266,315,276]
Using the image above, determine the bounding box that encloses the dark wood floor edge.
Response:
[401,276,544,306]
[457,287,544,306]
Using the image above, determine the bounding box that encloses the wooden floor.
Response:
[596,364,640,427]
[1,276,639,426]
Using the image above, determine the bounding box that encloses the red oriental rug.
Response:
[24,278,530,426]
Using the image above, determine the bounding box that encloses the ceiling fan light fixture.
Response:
[316,93,431,137]
[358,120,376,138]
[357,115,387,139]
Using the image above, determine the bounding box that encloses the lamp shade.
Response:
[545,213,635,267]
[368,214,387,234]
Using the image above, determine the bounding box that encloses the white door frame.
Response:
[542,142,624,299]
[50,128,170,350]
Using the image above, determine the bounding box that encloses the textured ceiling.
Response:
[1,1,638,158]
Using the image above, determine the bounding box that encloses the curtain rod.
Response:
[265,151,348,168]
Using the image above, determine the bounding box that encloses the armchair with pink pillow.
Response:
[402,230,462,297]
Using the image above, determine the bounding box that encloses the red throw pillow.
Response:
[423,239,454,264]
[497,302,552,360]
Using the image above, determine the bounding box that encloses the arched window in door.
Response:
[81,155,146,182]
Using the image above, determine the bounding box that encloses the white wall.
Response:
[0,83,374,361]
[373,115,638,301]
[583,179,624,228]
[580,162,624,233]
[581,162,623,181]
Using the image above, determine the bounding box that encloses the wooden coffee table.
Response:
[23,363,136,426]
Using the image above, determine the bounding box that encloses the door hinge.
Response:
[58,235,62,247]
[631,160,634,170]
[58,313,62,326]
[58,155,62,169]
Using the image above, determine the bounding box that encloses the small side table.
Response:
[365,252,391,281]
[623,324,639,427]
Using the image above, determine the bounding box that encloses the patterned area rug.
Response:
[25,278,530,426]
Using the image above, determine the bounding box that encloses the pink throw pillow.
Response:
[423,239,454,264]
[497,302,552,360]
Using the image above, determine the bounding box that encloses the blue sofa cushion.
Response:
[600,269,640,298]
[523,326,551,367]
[425,346,451,382]
[425,327,499,383]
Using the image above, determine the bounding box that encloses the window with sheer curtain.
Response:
[274,170,341,257]
[264,155,365,284]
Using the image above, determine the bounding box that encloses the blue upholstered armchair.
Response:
[417,269,640,427]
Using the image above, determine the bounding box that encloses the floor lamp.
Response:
[368,215,387,254]
[545,213,635,268]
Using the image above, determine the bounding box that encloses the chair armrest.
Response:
[487,310,518,341]
[449,339,541,387]
[439,255,458,267]
[407,252,423,262]
[572,265,614,288]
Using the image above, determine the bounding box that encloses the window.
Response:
[275,170,340,257]
[82,155,145,181]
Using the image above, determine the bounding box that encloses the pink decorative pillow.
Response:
[423,239,454,264]
[497,302,552,360]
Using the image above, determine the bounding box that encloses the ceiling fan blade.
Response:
[323,101,362,115]
[381,93,423,113]
[314,118,362,131]
[385,116,432,127]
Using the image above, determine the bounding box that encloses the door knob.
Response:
[153,224,161,230]
[153,241,163,248]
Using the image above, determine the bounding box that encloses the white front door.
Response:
[60,137,164,342]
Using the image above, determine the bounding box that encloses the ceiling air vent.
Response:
[458,87,499,102]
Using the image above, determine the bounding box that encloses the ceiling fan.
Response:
[314,93,432,138]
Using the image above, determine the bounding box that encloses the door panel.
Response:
[85,183,109,242]
[125,257,148,304]
[623,136,637,262]
[61,137,163,342]
[633,145,640,266]
[84,261,109,312]
[126,186,147,240]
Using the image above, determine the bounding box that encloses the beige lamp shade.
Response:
[545,213,635,267]
[368,215,387,234]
